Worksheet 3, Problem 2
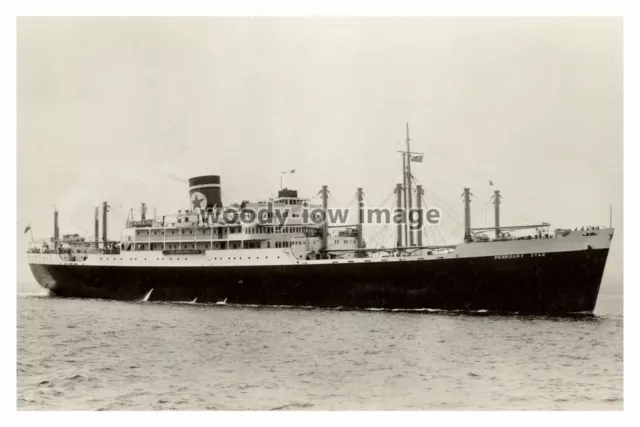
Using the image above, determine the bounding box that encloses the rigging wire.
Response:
[421,224,430,247]
[306,190,322,204]
[424,190,464,226]
[375,189,396,209]
[419,197,447,245]
[368,224,388,250]
[425,146,579,221]
[434,224,447,245]
[67,219,90,236]
[409,174,464,226]
[379,224,388,251]
[400,172,456,247]
[220,190,233,206]
[444,223,463,242]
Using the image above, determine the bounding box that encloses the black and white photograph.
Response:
[7,4,632,420]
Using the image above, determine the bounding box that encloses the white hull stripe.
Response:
[189,184,221,190]
[27,229,614,268]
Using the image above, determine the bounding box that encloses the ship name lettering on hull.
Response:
[494,253,546,259]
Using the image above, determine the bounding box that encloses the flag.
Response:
[24,223,31,234]
[410,155,423,163]
[489,180,494,186]
[280,169,296,174]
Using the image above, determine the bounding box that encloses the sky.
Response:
[16,17,622,293]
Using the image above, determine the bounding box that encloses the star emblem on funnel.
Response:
[191,191,207,210]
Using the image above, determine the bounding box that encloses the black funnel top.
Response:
[188,175,222,210]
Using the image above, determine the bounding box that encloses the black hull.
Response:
[30,248,608,315]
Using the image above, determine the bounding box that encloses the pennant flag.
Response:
[280,169,296,174]
[24,223,31,234]
[410,155,423,163]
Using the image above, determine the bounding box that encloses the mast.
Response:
[463,187,472,242]
[395,183,403,248]
[321,185,328,255]
[609,204,612,228]
[102,201,108,246]
[405,123,414,247]
[402,152,408,247]
[356,187,364,250]
[493,190,501,239]
[416,184,424,246]
[53,208,59,250]
[94,206,99,249]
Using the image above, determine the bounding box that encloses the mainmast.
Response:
[405,123,414,247]
[402,152,408,247]
[398,123,423,248]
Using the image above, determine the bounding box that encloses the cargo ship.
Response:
[26,126,613,314]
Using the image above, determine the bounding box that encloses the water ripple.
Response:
[17,294,623,410]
